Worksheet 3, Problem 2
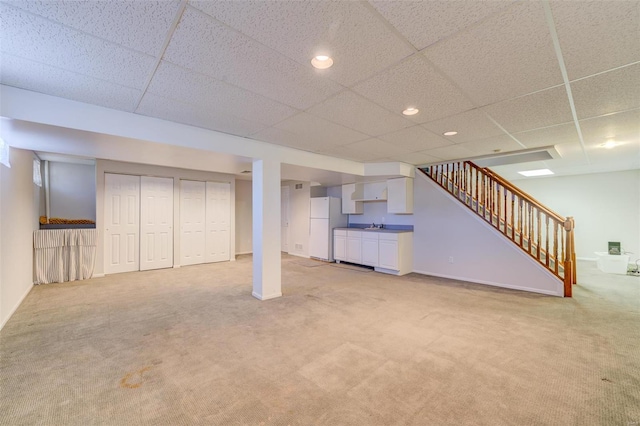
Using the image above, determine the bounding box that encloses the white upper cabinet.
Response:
[342,183,363,214]
[387,177,413,214]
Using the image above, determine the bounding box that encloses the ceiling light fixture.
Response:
[600,140,618,149]
[402,107,419,116]
[443,131,458,136]
[311,55,333,69]
[517,169,554,177]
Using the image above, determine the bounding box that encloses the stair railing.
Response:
[421,161,576,297]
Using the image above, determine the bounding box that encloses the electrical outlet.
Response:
[448,256,454,264]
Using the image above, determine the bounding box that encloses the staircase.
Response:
[419,161,576,297]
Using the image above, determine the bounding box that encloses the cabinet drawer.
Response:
[362,232,379,241]
[334,229,347,237]
[347,230,362,237]
[379,233,399,241]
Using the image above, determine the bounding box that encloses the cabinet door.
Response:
[347,236,362,263]
[361,237,379,266]
[379,240,399,270]
[342,184,363,214]
[387,177,413,214]
[334,235,347,261]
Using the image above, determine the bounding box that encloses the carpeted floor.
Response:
[1,255,638,425]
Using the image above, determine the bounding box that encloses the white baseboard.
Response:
[0,284,34,331]
[252,291,282,301]
[288,252,310,259]
[412,269,562,297]
[236,251,252,255]
[91,273,105,278]
[173,265,181,269]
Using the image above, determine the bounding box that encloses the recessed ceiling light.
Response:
[402,107,419,116]
[311,55,333,69]
[600,140,619,149]
[517,169,554,177]
[443,131,458,136]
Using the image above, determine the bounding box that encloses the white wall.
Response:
[95,160,236,276]
[412,173,563,296]
[348,201,415,227]
[513,170,640,263]
[49,161,96,220]
[1,148,40,329]
[235,179,252,255]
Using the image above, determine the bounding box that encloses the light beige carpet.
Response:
[1,255,638,425]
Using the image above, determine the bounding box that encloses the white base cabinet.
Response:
[334,230,347,261]
[334,229,413,276]
[346,230,363,264]
[361,232,379,266]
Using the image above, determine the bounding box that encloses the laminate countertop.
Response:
[334,227,413,234]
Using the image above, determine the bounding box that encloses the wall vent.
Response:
[295,183,303,189]
[295,243,303,251]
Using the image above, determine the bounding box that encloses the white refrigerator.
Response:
[309,197,348,261]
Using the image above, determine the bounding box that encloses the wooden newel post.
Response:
[563,217,574,297]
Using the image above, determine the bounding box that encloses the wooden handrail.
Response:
[479,164,566,223]
[420,161,576,297]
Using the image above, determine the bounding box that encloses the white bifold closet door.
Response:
[180,180,206,266]
[105,173,140,274]
[205,182,231,263]
[180,180,231,266]
[140,176,174,271]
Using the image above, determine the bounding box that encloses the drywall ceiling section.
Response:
[0,0,638,178]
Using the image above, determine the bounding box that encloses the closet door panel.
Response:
[105,174,140,274]
[140,176,174,271]
[180,180,206,266]
[205,182,231,263]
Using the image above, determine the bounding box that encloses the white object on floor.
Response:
[595,252,630,274]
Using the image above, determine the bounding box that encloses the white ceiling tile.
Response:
[579,109,640,148]
[583,139,640,169]
[274,113,369,147]
[422,109,505,143]
[0,5,154,89]
[4,0,181,56]
[387,152,442,166]
[550,0,640,80]
[482,86,573,133]
[147,61,298,126]
[424,2,563,106]
[352,55,474,123]
[315,145,382,162]
[163,7,343,110]
[458,135,523,156]
[420,144,477,161]
[369,0,514,50]
[251,127,321,152]
[190,0,414,87]
[136,93,267,137]
[306,90,414,137]
[571,64,640,120]
[339,138,409,158]
[513,123,580,149]
[0,54,140,111]
[378,125,453,152]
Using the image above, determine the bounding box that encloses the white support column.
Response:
[252,158,282,300]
